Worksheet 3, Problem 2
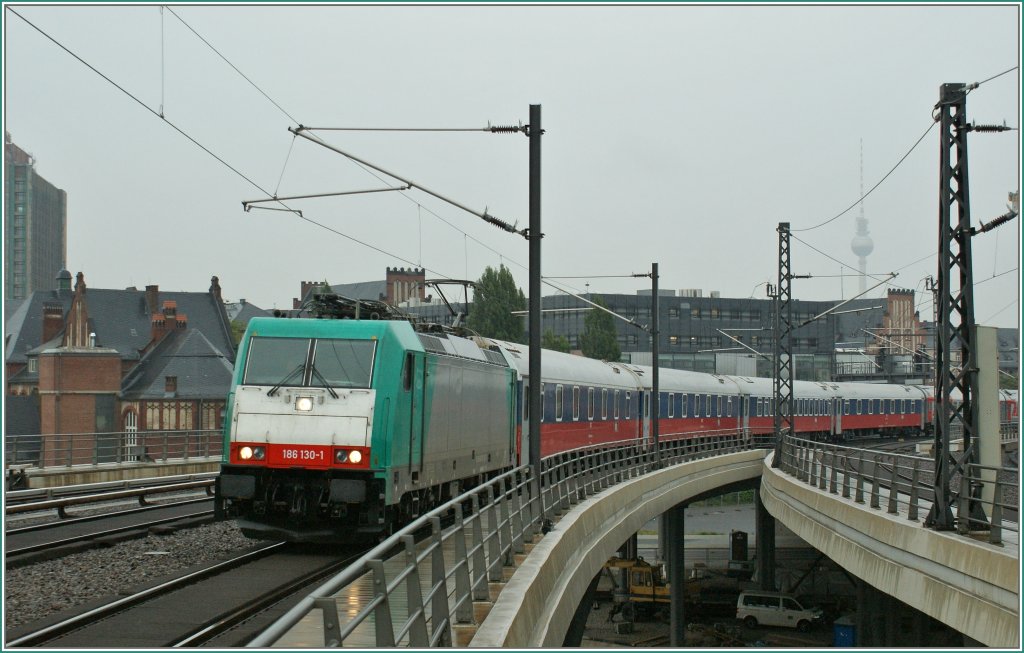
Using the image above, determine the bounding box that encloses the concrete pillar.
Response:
[562,572,601,646]
[974,325,1000,511]
[755,484,776,590]
[625,533,638,560]
[883,593,897,646]
[855,580,868,646]
[666,502,686,647]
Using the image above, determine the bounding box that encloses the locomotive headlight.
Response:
[348,450,363,464]
[238,446,266,461]
[335,449,349,463]
[295,396,314,412]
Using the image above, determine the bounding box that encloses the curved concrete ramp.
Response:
[470,449,767,647]
[760,459,1019,648]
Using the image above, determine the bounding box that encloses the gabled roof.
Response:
[120,329,234,400]
[4,288,74,364]
[225,300,270,326]
[299,280,387,307]
[5,286,235,365]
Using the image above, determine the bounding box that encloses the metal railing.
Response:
[250,429,752,647]
[779,434,1018,545]
[4,430,223,470]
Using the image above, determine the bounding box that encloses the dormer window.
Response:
[28,359,37,373]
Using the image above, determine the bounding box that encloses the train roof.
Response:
[484,339,639,389]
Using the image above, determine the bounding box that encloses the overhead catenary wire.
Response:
[152,6,579,296]
[793,121,936,233]
[791,234,891,286]
[796,65,1017,234]
[164,5,301,126]
[6,7,466,285]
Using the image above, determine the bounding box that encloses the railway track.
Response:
[5,498,216,567]
[5,542,364,648]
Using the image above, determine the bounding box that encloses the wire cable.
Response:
[163,5,569,293]
[975,267,1018,287]
[980,298,1018,325]
[791,234,890,285]
[164,6,301,126]
[966,65,1019,93]
[7,7,463,284]
[793,121,936,232]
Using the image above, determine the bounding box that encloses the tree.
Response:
[542,328,570,353]
[230,320,246,346]
[580,296,621,361]
[467,265,526,342]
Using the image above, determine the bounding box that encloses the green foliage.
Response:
[467,265,526,342]
[542,328,571,353]
[580,296,621,361]
[999,372,1019,390]
[229,320,246,346]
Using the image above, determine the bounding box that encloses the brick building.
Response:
[4,272,236,462]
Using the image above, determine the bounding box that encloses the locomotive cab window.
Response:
[243,336,376,389]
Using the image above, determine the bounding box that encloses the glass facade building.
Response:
[5,133,67,299]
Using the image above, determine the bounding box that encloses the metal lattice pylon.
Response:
[927,83,978,531]
[772,222,794,468]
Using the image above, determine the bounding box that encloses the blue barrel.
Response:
[833,615,856,646]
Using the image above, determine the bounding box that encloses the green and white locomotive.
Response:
[217,317,517,542]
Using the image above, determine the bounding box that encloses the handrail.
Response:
[5,472,219,503]
[249,429,751,647]
[779,434,1018,545]
[5,478,216,516]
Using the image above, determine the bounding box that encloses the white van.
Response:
[736,591,823,631]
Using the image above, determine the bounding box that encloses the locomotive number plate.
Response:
[270,445,331,466]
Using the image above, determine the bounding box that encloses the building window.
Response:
[27,359,37,373]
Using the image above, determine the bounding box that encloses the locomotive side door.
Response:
[640,391,650,445]
[833,397,842,438]
[408,352,426,481]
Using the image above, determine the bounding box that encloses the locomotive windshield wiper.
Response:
[267,364,305,397]
[310,364,340,398]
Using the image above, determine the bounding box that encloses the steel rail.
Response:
[6,542,287,648]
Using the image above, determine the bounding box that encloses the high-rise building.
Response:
[5,132,67,299]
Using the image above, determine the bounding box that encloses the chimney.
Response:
[146,285,159,315]
[42,302,64,344]
[165,375,177,395]
[209,276,222,303]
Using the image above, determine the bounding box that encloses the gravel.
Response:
[4,521,259,630]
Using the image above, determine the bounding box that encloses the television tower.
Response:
[850,139,874,293]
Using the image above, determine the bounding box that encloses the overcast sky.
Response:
[4,3,1020,328]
